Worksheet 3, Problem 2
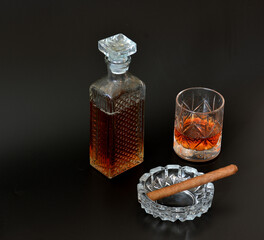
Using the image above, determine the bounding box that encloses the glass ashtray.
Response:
[137,165,214,222]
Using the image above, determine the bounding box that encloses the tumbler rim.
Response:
[176,87,225,114]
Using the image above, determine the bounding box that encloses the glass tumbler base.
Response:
[173,138,221,162]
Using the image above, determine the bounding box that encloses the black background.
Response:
[0,0,264,239]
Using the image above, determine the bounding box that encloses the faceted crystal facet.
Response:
[98,33,137,63]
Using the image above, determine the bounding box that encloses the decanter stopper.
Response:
[98,33,137,63]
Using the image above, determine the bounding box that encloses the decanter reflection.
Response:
[89,34,145,178]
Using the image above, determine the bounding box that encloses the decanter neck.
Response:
[106,56,131,77]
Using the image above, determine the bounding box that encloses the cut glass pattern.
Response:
[137,165,214,222]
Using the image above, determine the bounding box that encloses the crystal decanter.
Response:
[89,34,146,178]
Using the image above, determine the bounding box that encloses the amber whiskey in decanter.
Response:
[89,34,145,178]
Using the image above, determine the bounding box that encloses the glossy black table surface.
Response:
[0,1,263,239]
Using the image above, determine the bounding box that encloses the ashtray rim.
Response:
[137,164,214,222]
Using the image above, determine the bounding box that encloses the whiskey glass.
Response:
[173,87,225,162]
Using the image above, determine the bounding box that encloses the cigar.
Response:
[147,164,238,201]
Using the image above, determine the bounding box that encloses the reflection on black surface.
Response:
[143,215,196,238]
[138,208,213,239]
